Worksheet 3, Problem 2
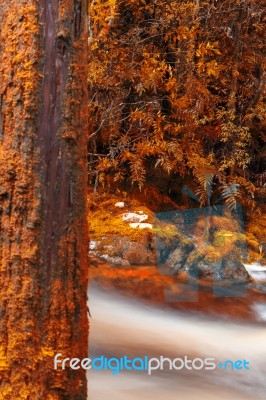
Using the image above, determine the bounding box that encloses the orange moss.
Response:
[0,1,89,398]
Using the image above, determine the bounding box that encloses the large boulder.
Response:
[185,248,251,282]
[90,234,156,266]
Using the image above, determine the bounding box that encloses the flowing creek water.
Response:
[88,262,266,400]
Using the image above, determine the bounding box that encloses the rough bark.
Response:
[0,1,89,398]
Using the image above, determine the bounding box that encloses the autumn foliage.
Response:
[88,0,265,209]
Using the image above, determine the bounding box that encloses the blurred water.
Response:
[87,283,266,400]
[244,263,266,281]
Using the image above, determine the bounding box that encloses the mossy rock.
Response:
[164,239,195,273]
[245,209,266,262]
[185,249,251,282]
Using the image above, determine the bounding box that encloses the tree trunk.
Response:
[0,1,89,398]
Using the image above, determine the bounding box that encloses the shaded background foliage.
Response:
[87,0,265,210]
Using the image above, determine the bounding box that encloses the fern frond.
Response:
[195,173,215,206]
[220,182,239,210]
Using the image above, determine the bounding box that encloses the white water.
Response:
[87,284,266,400]
[245,263,266,321]
[251,303,266,322]
[244,263,266,282]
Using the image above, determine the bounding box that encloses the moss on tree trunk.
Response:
[0,1,89,398]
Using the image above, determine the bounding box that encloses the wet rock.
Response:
[185,252,221,279]
[185,250,251,282]
[155,235,181,265]
[100,254,131,267]
[165,240,195,274]
[89,240,98,250]
[222,260,251,282]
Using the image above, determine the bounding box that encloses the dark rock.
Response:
[155,231,194,265]
[185,250,251,282]
[155,235,180,264]
[185,252,215,279]
[222,260,251,282]
[165,239,195,274]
